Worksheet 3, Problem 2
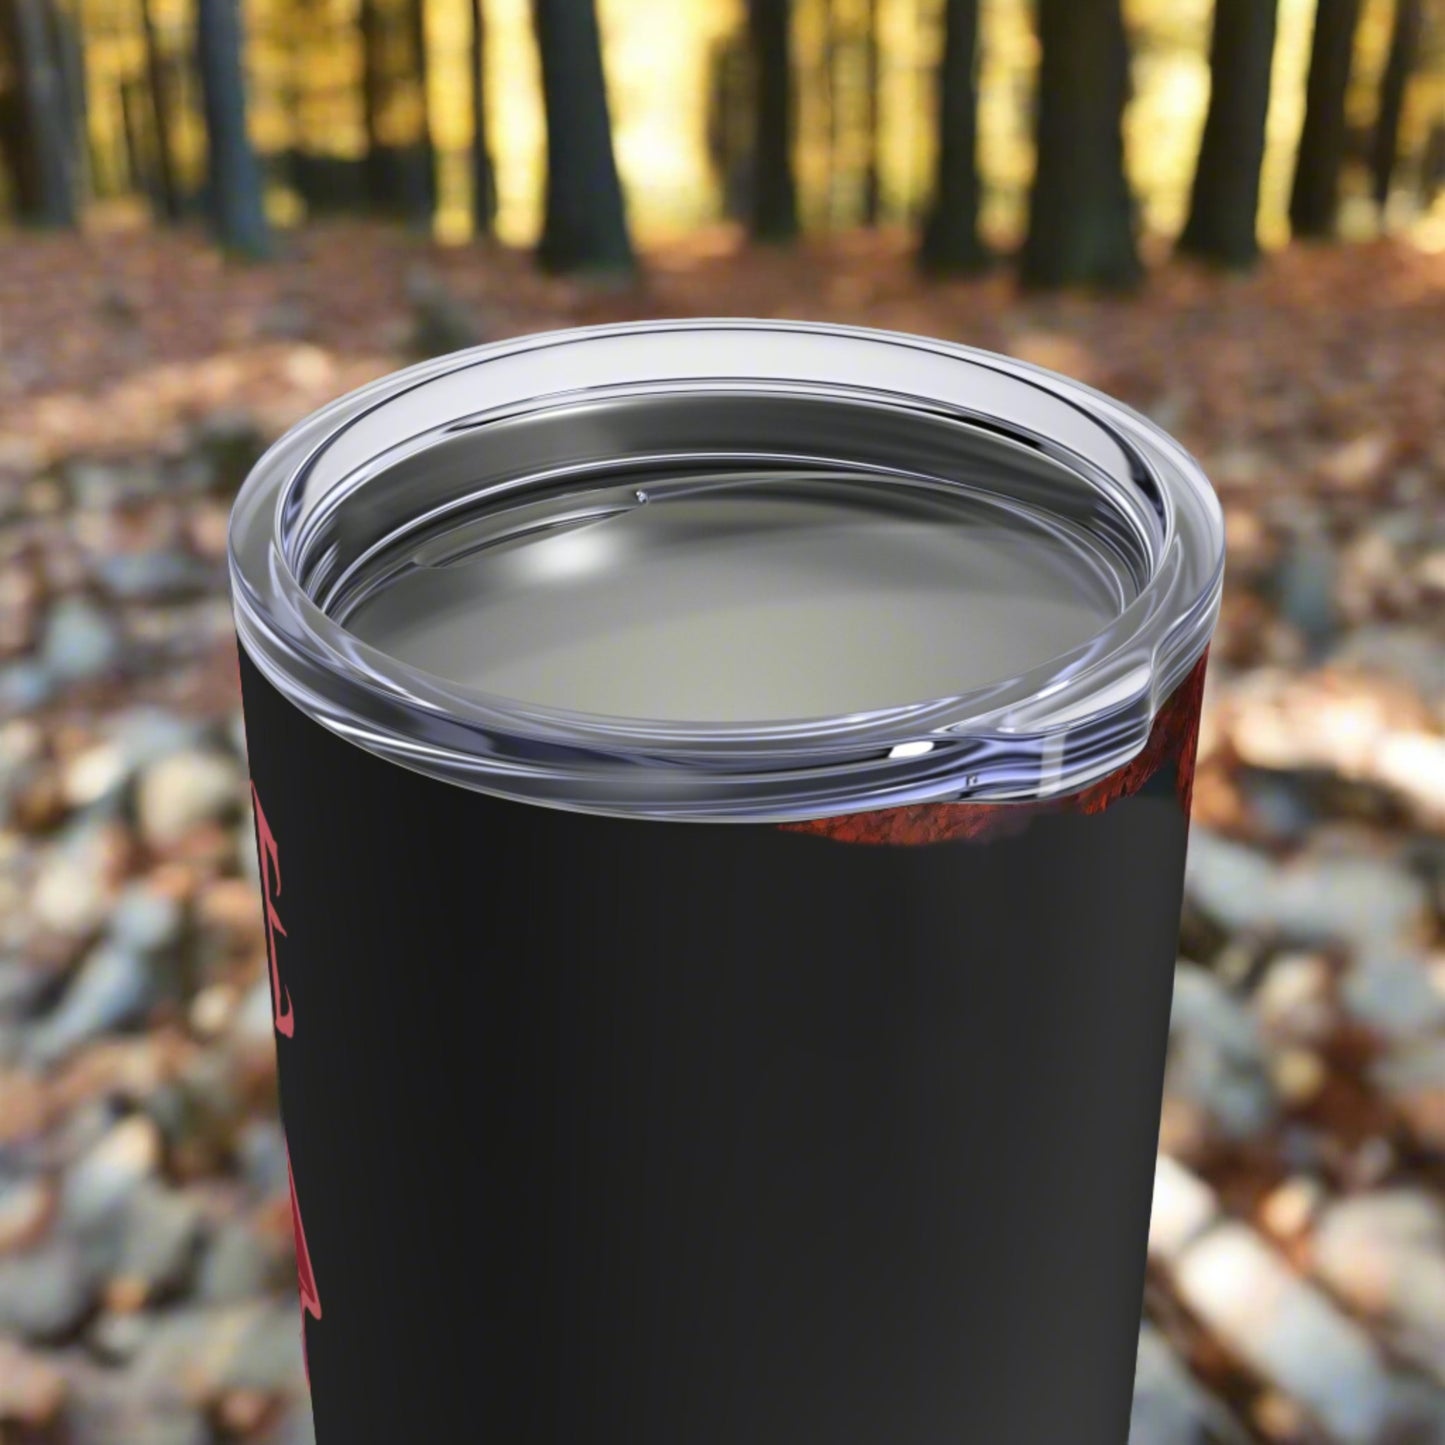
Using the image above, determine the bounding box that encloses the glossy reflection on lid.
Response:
[344,475,1128,724]
[228,321,1224,820]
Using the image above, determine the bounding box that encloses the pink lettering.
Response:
[252,786,294,1038]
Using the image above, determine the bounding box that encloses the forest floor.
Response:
[1,223,1445,1444]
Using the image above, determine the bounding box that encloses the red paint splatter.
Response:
[251,786,295,1038]
[252,789,321,1378]
[784,652,1208,846]
[288,1148,323,1383]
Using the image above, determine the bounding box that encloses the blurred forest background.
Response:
[4,2,1445,1444]
[3,0,1445,267]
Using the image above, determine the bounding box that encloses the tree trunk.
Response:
[0,0,43,214]
[1178,0,1279,268]
[118,77,145,192]
[1,0,78,225]
[470,0,496,235]
[1021,0,1139,288]
[138,0,180,219]
[747,0,798,241]
[919,0,986,273]
[1289,0,1363,239]
[47,0,86,193]
[532,0,635,274]
[359,0,384,204]
[861,0,881,224]
[1370,0,1421,212]
[408,0,436,223]
[821,0,838,225]
[196,0,272,257]
[359,0,435,225]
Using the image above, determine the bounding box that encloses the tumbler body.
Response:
[229,319,1224,1445]
[239,650,1205,1445]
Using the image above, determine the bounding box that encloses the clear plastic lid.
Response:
[229,320,1224,821]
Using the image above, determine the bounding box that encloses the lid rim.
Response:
[228,319,1224,821]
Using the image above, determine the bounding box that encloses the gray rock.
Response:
[1237,773,1318,844]
[0,1172,54,1253]
[197,1217,280,1304]
[109,707,201,773]
[97,549,203,601]
[0,1237,97,1340]
[131,1299,302,1400]
[65,457,163,508]
[39,597,121,683]
[30,823,117,936]
[88,1306,160,1364]
[0,660,52,715]
[1166,965,1277,1143]
[1186,830,1428,952]
[61,742,130,811]
[29,943,151,1066]
[60,1115,163,1235]
[1253,952,1335,1044]
[1372,1037,1445,1150]
[1129,1325,1237,1444]
[1149,1155,1220,1266]
[1342,947,1445,1042]
[237,817,261,888]
[1172,1221,1414,1445]
[61,711,198,814]
[219,1298,308,1394]
[115,1183,205,1299]
[1332,624,1445,717]
[0,955,54,1021]
[228,708,248,760]
[135,748,244,848]
[125,1303,230,1395]
[230,975,278,1054]
[236,1118,289,1200]
[71,1401,212,1445]
[109,883,184,957]
[1314,1191,1445,1385]
[1274,523,1338,655]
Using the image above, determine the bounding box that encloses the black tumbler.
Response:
[229,321,1223,1445]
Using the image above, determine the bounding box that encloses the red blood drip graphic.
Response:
[251,786,295,1037]
[288,1148,323,1383]
[251,788,321,1380]
[783,652,1209,846]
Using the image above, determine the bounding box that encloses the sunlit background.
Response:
[57,0,1445,248]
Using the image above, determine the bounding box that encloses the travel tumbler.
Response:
[229,321,1224,1445]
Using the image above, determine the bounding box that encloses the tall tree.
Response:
[195,0,272,257]
[919,0,986,273]
[1178,0,1280,268]
[746,0,798,241]
[1289,0,1364,238]
[1021,0,1139,288]
[0,0,79,224]
[470,0,496,235]
[408,0,434,221]
[358,0,435,225]
[47,0,85,194]
[861,0,881,224]
[138,0,180,219]
[1370,0,1422,212]
[532,0,634,274]
[821,0,839,223]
